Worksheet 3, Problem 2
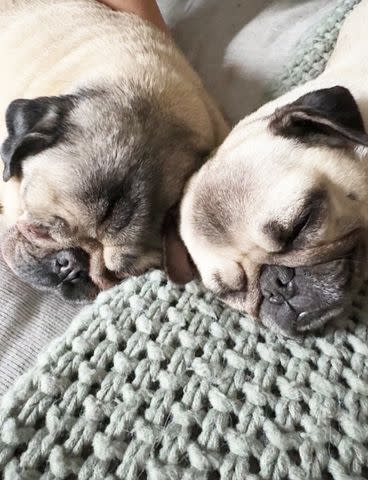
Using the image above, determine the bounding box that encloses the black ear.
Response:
[270,86,368,149]
[162,205,198,284]
[1,95,75,182]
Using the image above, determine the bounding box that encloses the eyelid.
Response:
[102,199,135,234]
[17,220,56,246]
[100,197,120,224]
[264,189,327,250]
[284,190,327,247]
[285,207,313,244]
[47,216,75,238]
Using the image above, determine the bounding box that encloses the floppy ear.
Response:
[162,206,198,284]
[1,95,74,182]
[270,86,368,148]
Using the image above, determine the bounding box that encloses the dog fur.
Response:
[0,0,228,300]
[166,1,368,336]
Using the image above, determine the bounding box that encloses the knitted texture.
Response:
[270,0,361,98]
[1,2,367,479]
[1,270,368,480]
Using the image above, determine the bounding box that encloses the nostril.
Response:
[262,288,285,305]
[55,252,73,274]
[55,250,84,282]
[263,289,272,300]
[286,280,295,296]
[275,266,294,285]
[261,265,296,302]
[58,262,73,278]
[66,269,84,283]
[56,257,69,268]
[268,293,284,305]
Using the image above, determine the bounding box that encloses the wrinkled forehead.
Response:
[214,126,324,181]
[213,113,365,178]
[20,151,77,214]
[19,143,157,238]
[183,132,368,273]
[193,117,368,220]
[19,155,100,238]
[192,140,321,228]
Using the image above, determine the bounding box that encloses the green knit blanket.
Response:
[0,1,366,479]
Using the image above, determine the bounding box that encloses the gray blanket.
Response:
[0,255,81,394]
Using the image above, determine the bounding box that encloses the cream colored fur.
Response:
[180,1,368,314]
[0,0,228,231]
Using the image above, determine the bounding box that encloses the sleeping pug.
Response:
[165,1,368,337]
[0,0,228,301]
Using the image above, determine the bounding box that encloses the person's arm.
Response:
[98,0,169,35]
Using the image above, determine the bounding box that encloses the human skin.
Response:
[97,0,169,34]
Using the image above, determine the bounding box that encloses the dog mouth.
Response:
[208,231,364,337]
[89,266,120,291]
[1,224,162,300]
[296,306,345,331]
[259,300,347,338]
[1,225,115,299]
[257,242,363,337]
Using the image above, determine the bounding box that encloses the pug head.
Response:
[1,86,206,300]
[164,86,368,337]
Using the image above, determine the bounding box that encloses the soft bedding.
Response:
[0,2,366,479]
[0,0,339,394]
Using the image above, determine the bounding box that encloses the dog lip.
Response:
[114,265,153,280]
[63,270,85,283]
[90,269,120,290]
[259,298,347,337]
[296,305,345,331]
[114,271,129,280]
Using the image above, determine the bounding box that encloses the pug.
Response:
[165,1,368,337]
[0,0,228,301]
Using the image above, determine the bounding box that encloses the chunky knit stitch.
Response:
[0,2,367,479]
[271,0,361,98]
[1,270,368,480]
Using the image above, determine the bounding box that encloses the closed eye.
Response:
[264,188,327,250]
[100,196,136,234]
[282,207,313,247]
[100,196,120,224]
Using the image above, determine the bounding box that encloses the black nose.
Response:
[55,249,88,283]
[260,265,296,304]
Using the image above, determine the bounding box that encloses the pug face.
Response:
[165,86,368,336]
[1,86,206,301]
